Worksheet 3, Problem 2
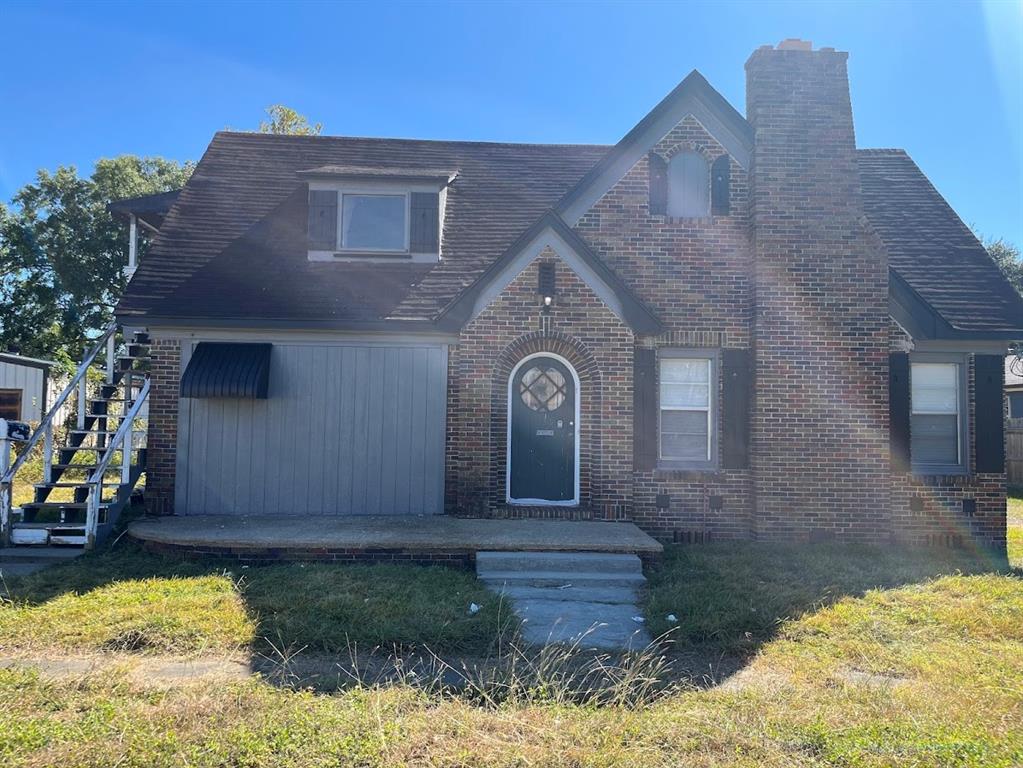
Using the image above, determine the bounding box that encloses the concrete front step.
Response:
[479,570,646,589]
[476,551,643,575]
[489,583,642,604]
[514,599,650,649]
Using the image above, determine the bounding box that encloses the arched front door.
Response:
[508,354,578,504]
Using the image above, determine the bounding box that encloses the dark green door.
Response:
[509,356,576,502]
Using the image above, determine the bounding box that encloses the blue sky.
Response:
[2,0,1021,246]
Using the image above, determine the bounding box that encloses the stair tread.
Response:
[479,570,646,584]
[490,584,641,604]
[34,481,121,488]
[22,501,111,509]
[476,551,643,572]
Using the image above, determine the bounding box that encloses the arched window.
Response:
[667,151,710,217]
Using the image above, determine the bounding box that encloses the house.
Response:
[100,41,1023,554]
[0,353,55,423]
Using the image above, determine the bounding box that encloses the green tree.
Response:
[259,104,322,136]
[0,156,193,366]
[987,238,1023,298]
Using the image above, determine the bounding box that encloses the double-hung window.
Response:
[910,356,968,474]
[659,350,717,469]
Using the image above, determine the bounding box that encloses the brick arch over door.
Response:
[490,332,602,510]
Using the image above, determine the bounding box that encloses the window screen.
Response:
[911,362,961,467]
[659,356,713,462]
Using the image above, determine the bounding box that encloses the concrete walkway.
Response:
[477,551,651,650]
[129,514,662,556]
[0,547,83,578]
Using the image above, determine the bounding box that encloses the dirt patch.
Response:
[0,643,749,694]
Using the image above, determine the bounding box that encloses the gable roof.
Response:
[555,71,754,225]
[116,132,609,327]
[437,212,662,334]
[858,149,1023,338]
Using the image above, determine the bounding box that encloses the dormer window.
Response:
[303,166,451,262]
[667,151,710,218]
[342,194,406,251]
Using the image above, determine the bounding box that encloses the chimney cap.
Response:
[777,38,813,51]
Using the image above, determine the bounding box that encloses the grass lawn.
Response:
[1,536,1021,767]
[0,544,511,656]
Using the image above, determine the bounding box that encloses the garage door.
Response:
[175,341,447,516]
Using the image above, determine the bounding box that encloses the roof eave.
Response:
[437,211,662,335]
[890,268,1023,342]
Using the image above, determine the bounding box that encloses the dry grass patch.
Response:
[2,543,1021,767]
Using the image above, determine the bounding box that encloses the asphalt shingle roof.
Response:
[857,149,1023,335]
[116,132,609,324]
[116,133,1023,337]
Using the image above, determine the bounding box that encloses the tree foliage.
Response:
[986,238,1023,298]
[0,156,193,367]
[259,104,322,136]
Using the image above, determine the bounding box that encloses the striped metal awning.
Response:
[180,343,271,399]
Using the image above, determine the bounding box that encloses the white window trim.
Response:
[307,180,444,263]
[910,352,970,476]
[506,351,581,506]
[657,348,719,470]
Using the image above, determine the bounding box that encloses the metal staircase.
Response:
[0,324,151,549]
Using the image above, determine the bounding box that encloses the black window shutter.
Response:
[711,155,731,216]
[307,190,337,249]
[721,349,751,469]
[538,263,556,297]
[889,352,911,472]
[975,354,1005,473]
[410,192,440,253]
[648,153,667,216]
[634,348,657,471]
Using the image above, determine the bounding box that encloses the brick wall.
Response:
[446,251,634,519]
[573,116,755,539]
[890,353,1007,551]
[744,45,891,542]
[144,338,180,516]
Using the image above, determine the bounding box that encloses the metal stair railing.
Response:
[84,377,149,548]
[0,322,119,545]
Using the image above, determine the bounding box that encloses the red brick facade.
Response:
[446,251,634,520]
[890,352,1007,551]
[144,338,180,517]
[139,43,1008,555]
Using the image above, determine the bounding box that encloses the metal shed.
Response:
[0,353,55,423]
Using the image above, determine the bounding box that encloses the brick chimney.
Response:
[746,41,891,542]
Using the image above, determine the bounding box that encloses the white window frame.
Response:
[910,352,969,476]
[307,180,444,263]
[657,348,718,470]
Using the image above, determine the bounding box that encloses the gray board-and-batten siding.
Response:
[174,338,448,516]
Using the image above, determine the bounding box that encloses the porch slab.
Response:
[128,514,663,563]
